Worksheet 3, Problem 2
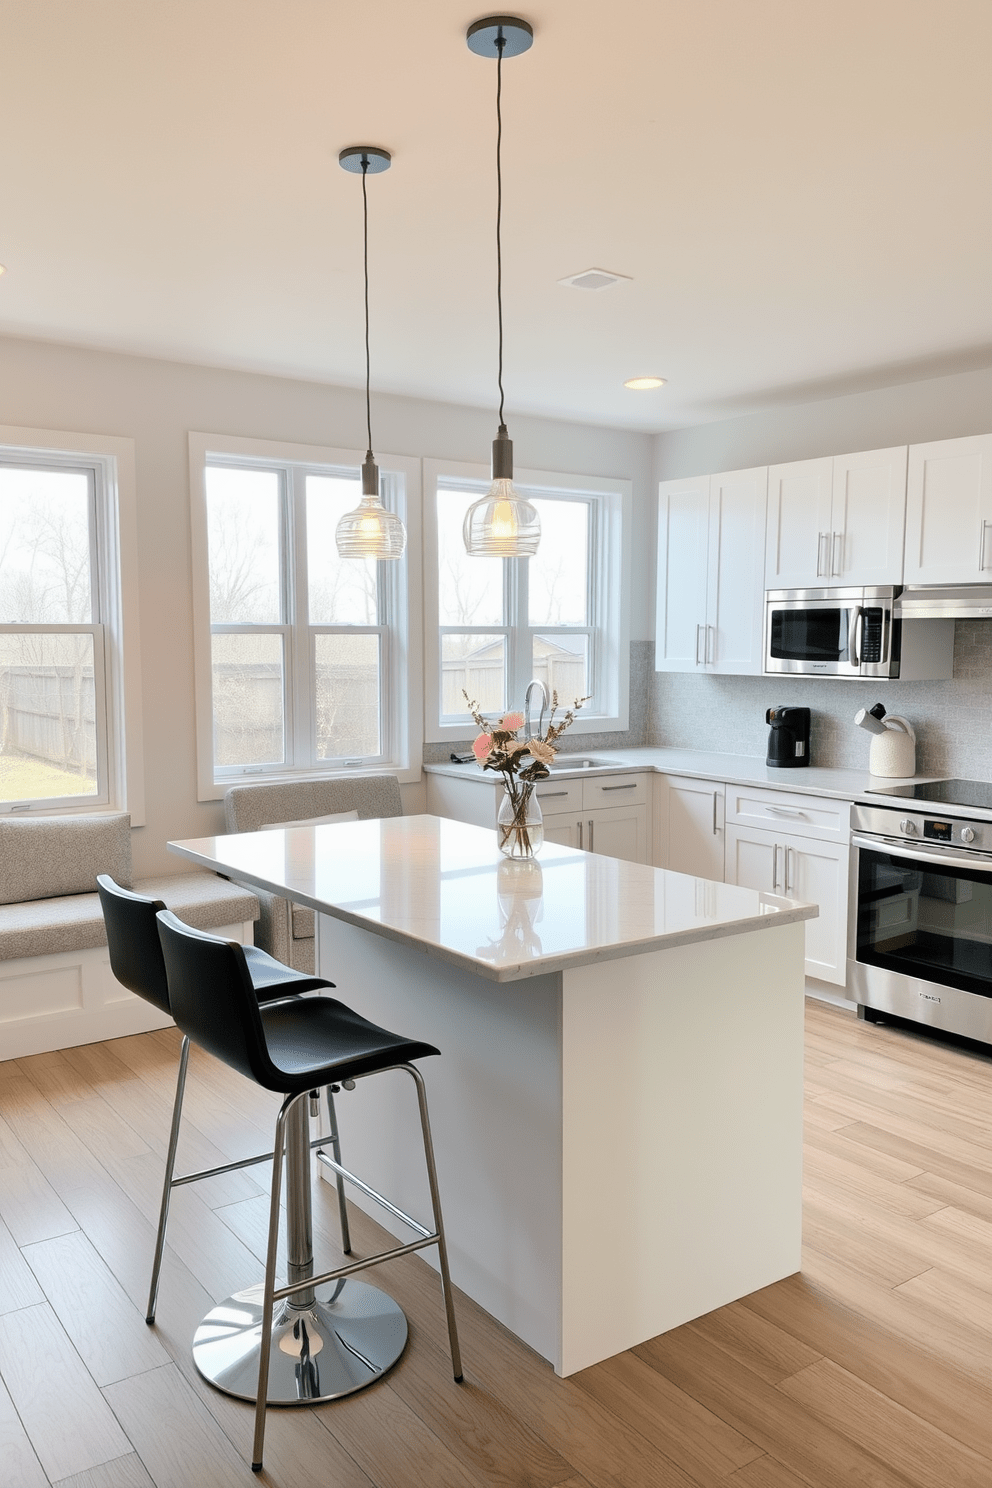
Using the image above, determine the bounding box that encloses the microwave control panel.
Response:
[860,607,884,664]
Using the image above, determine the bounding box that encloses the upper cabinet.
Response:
[905,434,992,585]
[764,447,908,590]
[656,467,767,674]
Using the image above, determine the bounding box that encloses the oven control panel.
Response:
[852,804,987,850]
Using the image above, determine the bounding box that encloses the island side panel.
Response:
[559,917,805,1376]
[316,911,564,1366]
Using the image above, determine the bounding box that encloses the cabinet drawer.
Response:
[534,779,584,814]
[582,773,648,811]
[725,785,850,843]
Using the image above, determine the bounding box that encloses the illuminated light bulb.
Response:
[335,454,406,559]
[624,376,667,390]
[463,430,540,557]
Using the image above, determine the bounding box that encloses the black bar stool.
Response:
[96,875,353,1322]
[156,909,462,1474]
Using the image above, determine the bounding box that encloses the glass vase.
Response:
[497,782,543,859]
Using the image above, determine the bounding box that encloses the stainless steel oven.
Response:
[850,794,992,1044]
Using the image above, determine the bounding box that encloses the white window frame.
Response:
[0,426,143,821]
[189,432,421,801]
[423,458,631,742]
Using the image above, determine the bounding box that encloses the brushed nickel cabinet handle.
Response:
[588,819,595,851]
[601,783,636,791]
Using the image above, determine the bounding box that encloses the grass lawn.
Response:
[0,753,97,801]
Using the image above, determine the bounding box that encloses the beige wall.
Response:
[0,334,654,874]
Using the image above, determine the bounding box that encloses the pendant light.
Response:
[463,16,540,558]
[335,146,406,560]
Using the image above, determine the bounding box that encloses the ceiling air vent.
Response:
[558,267,631,291]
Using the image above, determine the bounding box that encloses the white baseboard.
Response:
[0,920,253,1059]
[805,977,858,1012]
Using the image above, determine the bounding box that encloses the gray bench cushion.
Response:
[292,903,315,940]
[224,776,402,833]
[0,871,259,961]
[0,813,132,905]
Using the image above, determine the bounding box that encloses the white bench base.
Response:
[0,919,254,1059]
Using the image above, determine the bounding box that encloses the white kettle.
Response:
[855,706,917,778]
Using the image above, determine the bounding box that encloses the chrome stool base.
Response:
[192,1278,408,1404]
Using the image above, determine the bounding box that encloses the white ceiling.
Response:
[0,0,989,432]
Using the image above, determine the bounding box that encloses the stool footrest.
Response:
[315,1146,433,1240]
[270,1232,440,1304]
[173,1130,334,1189]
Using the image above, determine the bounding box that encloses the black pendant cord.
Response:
[495,36,506,432]
[362,157,373,459]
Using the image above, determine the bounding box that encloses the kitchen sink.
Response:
[547,756,611,771]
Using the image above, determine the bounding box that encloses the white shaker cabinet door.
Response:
[725,823,848,986]
[829,446,907,585]
[707,467,768,674]
[583,805,648,864]
[905,434,992,584]
[542,814,582,850]
[725,824,779,895]
[764,457,833,590]
[663,776,726,882]
[656,477,710,671]
[779,830,849,986]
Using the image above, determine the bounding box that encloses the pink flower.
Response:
[499,711,524,732]
[473,732,493,763]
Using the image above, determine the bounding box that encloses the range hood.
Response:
[897,585,992,619]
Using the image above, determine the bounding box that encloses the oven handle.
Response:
[851,832,992,872]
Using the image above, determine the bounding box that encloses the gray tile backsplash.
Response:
[647,621,992,778]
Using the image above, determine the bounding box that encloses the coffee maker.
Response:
[766,706,810,768]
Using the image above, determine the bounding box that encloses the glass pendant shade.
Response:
[335,454,406,559]
[463,425,540,557]
[463,478,540,557]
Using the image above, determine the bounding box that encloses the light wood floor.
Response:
[2,998,992,1487]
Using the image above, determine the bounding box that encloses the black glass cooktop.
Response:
[866,778,992,812]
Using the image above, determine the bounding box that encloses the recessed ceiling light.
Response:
[559,267,631,291]
[0,265,7,276]
[624,376,667,390]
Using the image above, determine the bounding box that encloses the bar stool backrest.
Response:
[156,910,281,1090]
[97,874,170,1014]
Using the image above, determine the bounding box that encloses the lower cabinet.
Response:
[725,823,849,985]
[659,775,726,880]
[542,774,650,863]
[543,803,647,861]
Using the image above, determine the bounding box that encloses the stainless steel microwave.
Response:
[764,586,953,680]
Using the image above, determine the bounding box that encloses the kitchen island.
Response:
[169,814,816,1376]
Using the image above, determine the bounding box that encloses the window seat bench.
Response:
[0,814,259,1059]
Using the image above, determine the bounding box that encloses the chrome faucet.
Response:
[524,678,549,740]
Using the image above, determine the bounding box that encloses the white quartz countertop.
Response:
[169,814,816,983]
[425,746,936,802]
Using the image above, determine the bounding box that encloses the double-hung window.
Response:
[0,433,140,815]
[425,459,630,740]
[190,434,418,799]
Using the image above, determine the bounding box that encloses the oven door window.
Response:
[857,846,992,998]
[769,608,849,663]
